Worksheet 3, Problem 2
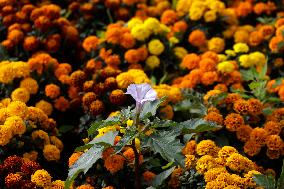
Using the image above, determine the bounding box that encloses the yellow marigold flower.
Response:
[173,47,188,59]
[43,144,60,161]
[135,138,141,151]
[203,90,222,103]
[176,0,192,15]
[31,130,50,145]
[196,140,219,157]
[127,18,143,29]
[185,155,195,169]
[239,54,253,68]
[218,146,238,161]
[204,10,217,22]
[0,125,12,146]
[104,154,125,174]
[243,170,261,187]
[116,69,150,89]
[146,55,160,69]
[23,151,38,161]
[154,84,183,104]
[31,169,52,188]
[4,116,26,135]
[208,37,225,53]
[7,101,28,118]
[0,108,10,124]
[169,37,179,44]
[204,167,227,182]
[0,61,29,83]
[148,39,165,56]
[97,126,117,138]
[189,1,206,21]
[50,136,64,151]
[248,51,266,67]
[233,43,249,53]
[217,61,235,73]
[205,180,227,189]
[218,54,227,62]
[225,50,236,57]
[208,1,226,12]
[11,88,30,103]
[131,24,150,41]
[20,77,39,94]
[36,100,53,116]
[196,155,218,174]
[50,180,65,189]
[144,17,160,34]
[1,98,11,107]
[226,153,254,172]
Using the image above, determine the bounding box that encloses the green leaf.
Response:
[152,119,177,128]
[140,98,165,120]
[263,107,274,116]
[180,119,222,133]
[114,128,137,153]
[65,145,104,189]
[89,131,118,146]
[151,166,176,187]
[88,116,120,136]
[253,174,276,189]
[259,61,267,79]
[162,162,174,170]
[277,160,284,189]
[278,41,284,51]
[145,130,184,166]
[208,92,228,107]
[240,68,259,81]
[59,125,75,133]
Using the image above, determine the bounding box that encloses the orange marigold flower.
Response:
[264,121,281,135]
[121,32,135,49]
[182,140,196,155]
[254,2,267,15]
[68,152,83,167]
[7,29,24,44]
[109,89,127,106]
[77,184,95,189]
[102,147,115,160]
[23,36,39,51]
[20,77,38,95]
[159,105,174,120]
[225,93,242,104]
[204,111,223,125]
[143,171,156,183]
[236,124,253,142]
[249,31,263,46]
[173,21,188,33]
[45,84,60,99]
[104,154,125,174]
[188,29,207,47]
[269,36,283,53]
[43,144,60,161]
[89,100,105,116]
[20,160,41,175]
[199,58,216,72]
[124,49,140,64]
[201,51,219,63]
[244,140,262,156]
[266,149,281,159]
[82,36,99,52]
[83,80,94,92]
[266,135,283,151]
[250,127,268,146]
[161,9,178,25]
[54,96,69,112]
[5,173,22,188]
[201,71,218,86]
[247,98,263,115]
[233,99,250,115]
[224,113,244,132]
[70,70,86,88]
[236,1,253,17]
[82,92,97,109]
[180,53,200,70]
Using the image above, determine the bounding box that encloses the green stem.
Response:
[106,9,113,23]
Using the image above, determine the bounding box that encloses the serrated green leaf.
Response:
[277,160,284,189]
[180,118,222,133]
[151,166,175,187]
[240,68,259,81]
[115,128,137,153]
[145,130,184,166]
[152,119,177,128]
[140,98,165,119]
[259,61,267,79]
[88,116,120,136]
[65,145,104,189]
[253,174,276,189]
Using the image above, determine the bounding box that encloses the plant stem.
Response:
[131,139,141,189]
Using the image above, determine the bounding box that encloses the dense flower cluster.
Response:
[0,0,283,188]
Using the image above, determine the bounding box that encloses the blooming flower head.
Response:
[125,83,157,111]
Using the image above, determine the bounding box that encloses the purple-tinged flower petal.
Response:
[126,83,157,105]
